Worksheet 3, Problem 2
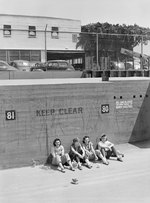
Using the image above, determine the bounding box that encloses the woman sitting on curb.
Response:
[69,137,92,170]
[82,136,109,165]
[51,138,75,173]
[96,134,124,162]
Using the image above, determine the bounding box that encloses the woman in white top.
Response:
[97,134,124,162]
[51,138,75,173]
[82,136,109,165]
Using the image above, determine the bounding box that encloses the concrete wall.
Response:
[0,79,150,169]
[0,71,83,80]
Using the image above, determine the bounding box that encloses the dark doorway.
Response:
[47,50,85,70]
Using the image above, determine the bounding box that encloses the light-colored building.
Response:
[134,42,150,56]
[0,14,84,67]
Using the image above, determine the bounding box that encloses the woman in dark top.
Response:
[69,137,92,170]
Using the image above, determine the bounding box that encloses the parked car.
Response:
[0,60,18,71]
[30,62,46,71]
[125,61,148,70]
[110,61,125,70]
[125,62,134,70]
[10,60,31,71]
[31,60,75,72]
[72,63,84,71]
[29,61,40,68]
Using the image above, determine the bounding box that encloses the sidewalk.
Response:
[0,141,150,203]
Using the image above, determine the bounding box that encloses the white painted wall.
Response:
[0,14,81,50]
[134,41,150,56]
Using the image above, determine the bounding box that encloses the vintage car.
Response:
[30,60,75,72]
[0,60,18,71]
[10,60,31,72]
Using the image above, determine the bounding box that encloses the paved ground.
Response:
[0,141,150,203]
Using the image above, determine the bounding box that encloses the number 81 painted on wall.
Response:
[5,110,16,120]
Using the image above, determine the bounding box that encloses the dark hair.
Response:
[73,137,80,143]
[100,134,107,141]
[82,136,90,143]
[53,138,61,146]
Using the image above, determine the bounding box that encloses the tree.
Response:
[77,22,150,61]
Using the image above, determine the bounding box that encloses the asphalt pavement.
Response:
[0,140,150,203]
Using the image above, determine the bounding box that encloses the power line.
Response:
[0,28,149,37]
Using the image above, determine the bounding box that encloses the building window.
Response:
[51,27,59,39]
[3,25,11,36]
[8,50,41,62]
[28,26,36,37]
[20,50,30,61]
[30,50,41,61]
[72,34,78,43]
[9,50,20,61]
[0,50,7,61]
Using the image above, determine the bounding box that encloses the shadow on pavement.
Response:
[130,139,150,149]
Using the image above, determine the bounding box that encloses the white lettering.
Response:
[116,100,133,109]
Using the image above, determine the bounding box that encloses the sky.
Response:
[0,0,150,27]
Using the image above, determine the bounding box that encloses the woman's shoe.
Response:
[78,165,82,170]
[117,157,123,162]
[87,164,92,169]
[103,161,109,165]
[95,156,99,161]
[61,168,66,173]
[121,154,124,158]
[70,167,75,171]
[102,158,109,165]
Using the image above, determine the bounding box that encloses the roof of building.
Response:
[0,13,81,23]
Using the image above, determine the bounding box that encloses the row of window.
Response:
[3,25,58,38]
[2,25,78,42]
[0,50,41,62]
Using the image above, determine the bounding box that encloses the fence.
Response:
[0,27,150,71]
[79,32,150,71]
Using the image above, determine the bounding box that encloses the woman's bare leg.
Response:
[111,146,123,161]
[95,149,109,165]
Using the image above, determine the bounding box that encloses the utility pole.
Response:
[45,24,48,62]
[140,35,143,69]
[96,33,99,69]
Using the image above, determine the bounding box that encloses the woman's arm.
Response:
[106,141,114,148]
[90,142,98,157]
[98,142,110,150]
[80,144,85,158]
[82,144,90,155]
[70,146,81,157]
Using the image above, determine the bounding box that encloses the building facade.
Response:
[0,14,84,67]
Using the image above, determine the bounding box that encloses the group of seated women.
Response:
[49,134,124,173]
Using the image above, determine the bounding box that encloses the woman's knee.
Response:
[64,153,71,161]
[61,153,71,164]
[75,155,81,162]
[95,150,101,156]
[52,155,61,165]
[111,146,117,155]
